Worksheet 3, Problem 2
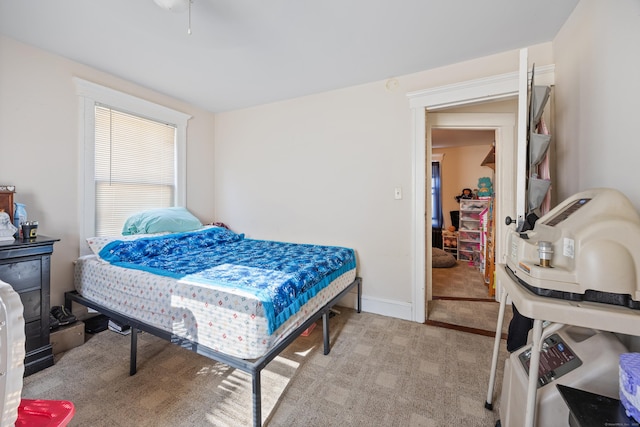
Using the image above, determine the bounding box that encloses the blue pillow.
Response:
[122,207,203,235]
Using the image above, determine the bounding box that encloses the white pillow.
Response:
[86,234,160,257]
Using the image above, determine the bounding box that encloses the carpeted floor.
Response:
[22,309,508,426]
[432,260,491,299]
[428,260,512,336]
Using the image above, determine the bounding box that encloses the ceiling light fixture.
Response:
[153,0,193,35]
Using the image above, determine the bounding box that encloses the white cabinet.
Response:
[457,199,489,265]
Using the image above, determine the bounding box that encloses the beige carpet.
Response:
[22,309,508,426]
[432,260,492,299]
[429,260,513,336]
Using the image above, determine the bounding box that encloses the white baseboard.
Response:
[337,292,413,321]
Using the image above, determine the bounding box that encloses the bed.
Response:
[65,219,361,427]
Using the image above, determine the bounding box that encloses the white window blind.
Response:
[94,105,177,236]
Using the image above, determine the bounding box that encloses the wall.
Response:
[434,145,494,230]
[214,44,553,319]
[0,35,216,306]
[542,0,640,350]
[0,34,558,320]
[2,0,635,328]
[432,99,516,230]
[553,0,640,210]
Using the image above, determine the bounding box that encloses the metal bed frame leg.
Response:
[252,371,262,427]
[322,277,361,355]
[130,328,138,376]
[323,311,331,355]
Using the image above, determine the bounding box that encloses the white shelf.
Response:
[458,199,489,265]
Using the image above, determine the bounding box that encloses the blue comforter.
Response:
[99,227,356,334]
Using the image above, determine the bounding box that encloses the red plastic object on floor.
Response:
[301,321,317,336]
[16,399,75,427]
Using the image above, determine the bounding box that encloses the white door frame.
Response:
[407,64,555,323]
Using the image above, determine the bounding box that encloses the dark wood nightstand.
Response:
[0,236,59,375]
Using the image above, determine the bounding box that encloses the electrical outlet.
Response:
[394,187,402,200]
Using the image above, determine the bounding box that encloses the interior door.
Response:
[515,49,529,225]
[514,48,556,232]
[495,48,555,298]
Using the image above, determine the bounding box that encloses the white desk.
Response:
[485,264,640,427]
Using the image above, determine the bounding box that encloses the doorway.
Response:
[408,51,554,335]
[408,82,519,326]
[409,59,556,327]
[423,108,518,305]
[427,123,507,334]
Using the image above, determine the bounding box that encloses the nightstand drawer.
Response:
[0,258,43,293]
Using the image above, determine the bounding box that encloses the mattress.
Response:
[74,233,356,359]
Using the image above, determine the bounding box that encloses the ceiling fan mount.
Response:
[153,0,194,34]
[153,0,191,13]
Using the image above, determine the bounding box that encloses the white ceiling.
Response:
[0,0,578,113]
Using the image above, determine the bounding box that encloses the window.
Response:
[94,106,177,236]
[75,78,191,253]
[431,161,443,228]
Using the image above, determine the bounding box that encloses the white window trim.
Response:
[74,77,191,254]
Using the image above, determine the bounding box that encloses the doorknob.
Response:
[505,216,516,226]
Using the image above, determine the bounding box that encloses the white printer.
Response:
[505,188,640,308]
